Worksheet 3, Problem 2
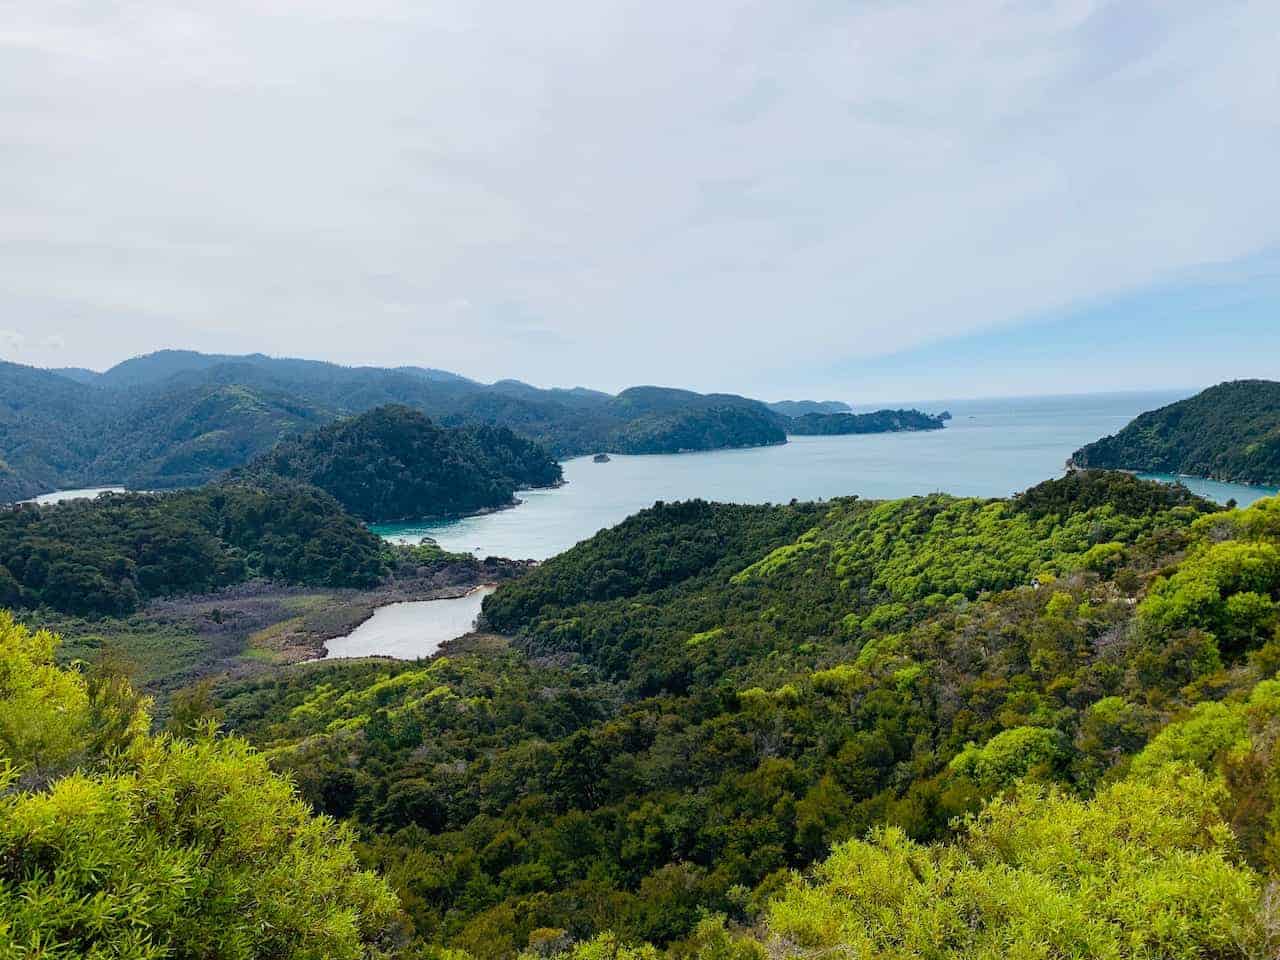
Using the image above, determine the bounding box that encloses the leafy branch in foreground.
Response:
[0,612,403,959]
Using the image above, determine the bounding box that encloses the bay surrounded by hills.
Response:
[380,389,1279,559]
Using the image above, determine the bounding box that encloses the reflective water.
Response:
[379,390,1278,560]
[26,487,126,504]
[322,587,495,660]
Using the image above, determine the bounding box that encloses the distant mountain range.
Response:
[0,350,945,501]
[57,350,473,389]
[1070,380,1280,487]
[766,399,852,417]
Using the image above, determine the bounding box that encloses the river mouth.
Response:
[323,586,496,660]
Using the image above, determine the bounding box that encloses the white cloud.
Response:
[0,0,1277,392]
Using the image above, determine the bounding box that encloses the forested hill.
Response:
[785,407,945,435]
[0,361,101,502]
[0,352,946,501]
[239,405,563,523]
[1071,379,1280,485]
[212,471,1280,957]
[9,470,1280,956]
[0,480,387,616]
[767,399,852,417]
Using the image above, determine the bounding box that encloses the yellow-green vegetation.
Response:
[738,486,1199,604]
[1138,496,1280,657]
[14,469,1280,958]
[760,766,1263,958]
[0,613,402,958]
[202,473,1280,957]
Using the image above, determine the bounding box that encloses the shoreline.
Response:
[369,478,568,528]
[308,582,488,660]
[1066,460,1279,493]
[37,560,528,704]
[309,581,500,661]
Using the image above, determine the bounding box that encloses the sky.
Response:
[1,0,1277,403]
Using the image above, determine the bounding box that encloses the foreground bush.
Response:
[765,766,1262,958]
[0,613,402,958]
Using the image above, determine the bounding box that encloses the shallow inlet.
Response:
[25,487,126,504]
[322,586,496,660]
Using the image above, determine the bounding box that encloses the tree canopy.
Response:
[213,474,1280,956]
[0,613,402,959]
[0,480,387,617]
[240,404,563,523]
[1071,379,1280,485]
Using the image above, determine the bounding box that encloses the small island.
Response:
[592,452,611,463]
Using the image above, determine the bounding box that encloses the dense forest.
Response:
[1071,379,1280,485]
[202,472,1280,957]
[784,407,946,436]
[0,353,945,501]
[0,614,403,957]
[608,405,786,454]
[240,405,563,523]
[0,480,387,616]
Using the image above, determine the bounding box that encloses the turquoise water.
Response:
[1132,473,1278,508]
[377,390,1279,560]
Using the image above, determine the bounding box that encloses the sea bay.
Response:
[377,389,1279,559]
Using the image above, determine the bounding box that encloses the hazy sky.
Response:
[2,1,1278,401]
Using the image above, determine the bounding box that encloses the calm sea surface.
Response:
[26,487,125,504]
[377,390,1280,560]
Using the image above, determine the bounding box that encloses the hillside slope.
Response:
[241,404,563,522]
[0,479,387,616]
[4,350,946,500]
[215,472,1280,956]
[767,399,852,417]
[1071,379,1280,485]
[0,362,106,501]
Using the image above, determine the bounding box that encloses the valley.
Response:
[4,376,1280,959]
[5,9,1277,955]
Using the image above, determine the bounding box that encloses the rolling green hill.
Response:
[2,352,948,501]
[241,405,563,523]
[210,472,1280,956]
[1071,379,1280,485]
[0,364,103,502]
[0,479,387,616]
[785,407,945,436]
[6,468,1280,956]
